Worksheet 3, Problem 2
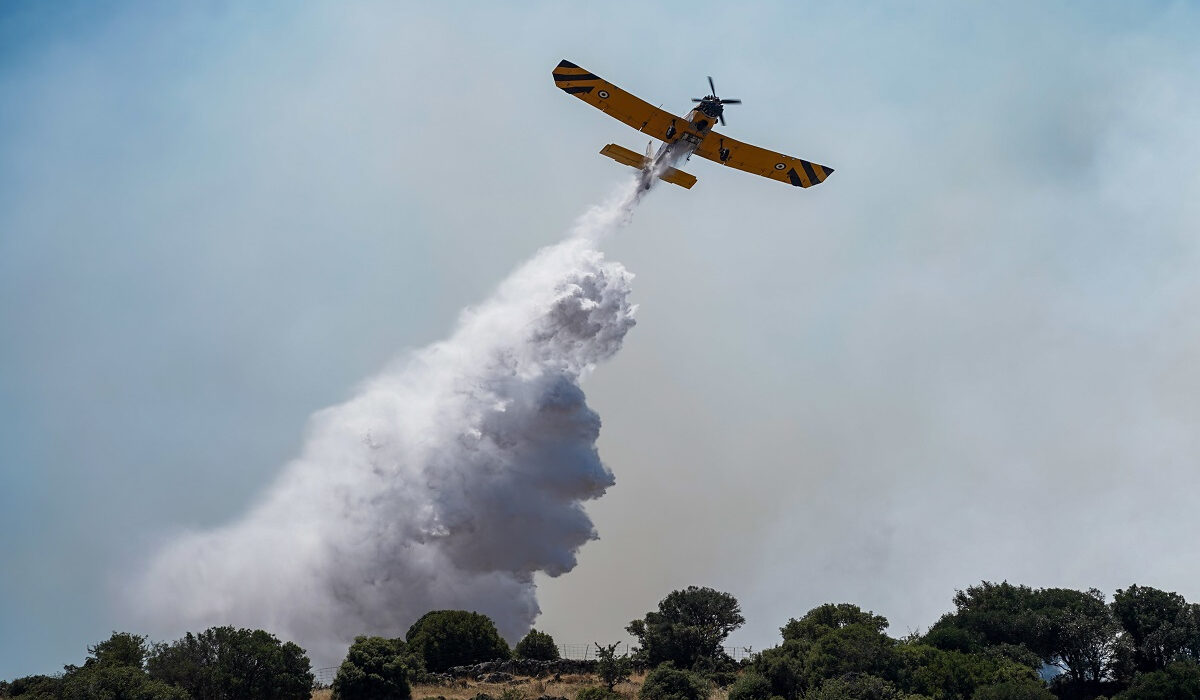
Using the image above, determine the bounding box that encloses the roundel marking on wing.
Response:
[598,89,610,99]
[774,162,787,170]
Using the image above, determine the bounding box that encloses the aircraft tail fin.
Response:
[599,144,697,189]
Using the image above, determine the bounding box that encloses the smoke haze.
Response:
[132,184,643,665]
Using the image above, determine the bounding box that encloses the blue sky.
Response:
[3,0,1200,678]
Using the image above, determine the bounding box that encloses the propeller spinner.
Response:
[691,75,741,125]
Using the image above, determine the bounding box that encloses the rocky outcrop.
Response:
[446,658,600,679]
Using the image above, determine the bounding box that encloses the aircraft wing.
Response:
[694,131,834,188]
[553,60,681,141]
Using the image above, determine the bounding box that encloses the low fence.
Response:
[555,644,756,662]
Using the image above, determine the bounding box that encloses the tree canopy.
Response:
[405,610,511,672]
[147,626,313,700]
[514,629,560,661]
[331,636,412,700]
[627,586,745,670]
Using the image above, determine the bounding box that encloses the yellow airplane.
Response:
[553,59,833,191]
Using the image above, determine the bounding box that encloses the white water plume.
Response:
[132,181,645,665]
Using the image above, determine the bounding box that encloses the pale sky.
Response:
[4,0,1200,678]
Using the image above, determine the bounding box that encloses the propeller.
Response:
[691,76,741,125]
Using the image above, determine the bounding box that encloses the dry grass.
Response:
[312,672,656,700]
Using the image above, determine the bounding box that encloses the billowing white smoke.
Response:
[133,182,644,665]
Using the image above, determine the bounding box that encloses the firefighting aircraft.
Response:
[553,59,833,191]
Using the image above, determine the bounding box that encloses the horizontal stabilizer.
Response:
[658,166,696,189]
[599,144,697,189]
[599,143,647,169]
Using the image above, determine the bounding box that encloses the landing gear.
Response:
[665,121,677,139]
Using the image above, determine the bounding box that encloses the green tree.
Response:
[61,664,189,700]
[928,582,1123,685]
[4,633,187,700]
[45,632,188,700]
[627,586,745,669]
[1036,588,1123,684]
[746,603,901,699]
[594,643,632,691]
[970,680,1055,700]
[514,630,560,661]
[1113,659,1200,700]
[806,674,900,700]
[781,604,889,643]
[332,636,412,700]
[727,671,772,700]
[749,642,808,700]
[926,582,1041,654]
[805,623,901,687]
[405,610,511,672]
[638,664,709,700]
[83,632,153,670]
[896,644,1039,700]
[147,626,313,700]
[1112,585,1198,675]
[2,675,63,700]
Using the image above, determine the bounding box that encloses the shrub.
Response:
[1113,660,1200,700]
[515,630,560,661]
[332,636,413,700]
[148,626,313,700]
[639,664,709,700]
[3,675,63,699]
[727,672,772,700]
[806,673,900,700]
[406,610,511,672]
[61,664,188,700]
[627,587,744,670]
[971,679,1056,699]
[594,642,632,690]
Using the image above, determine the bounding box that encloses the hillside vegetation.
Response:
[6,582,1200,700]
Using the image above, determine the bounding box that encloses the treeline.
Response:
[7,581,1200,700]
[619,582,1200,700]
[0,626,312,700]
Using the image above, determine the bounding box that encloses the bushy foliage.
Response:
[1113,659,1200,700]
[4,633,187,700]
[15,580,1200,700]
[1112,585,1200,676]
[147,625,313,700]
[514,629,560,661]
[332,636,413,700]
[85,632,154,669]
[928,582,1124,684]
[627,586,745,670]
[752,605,902,700]
[62,664,190,700]
[895,644,1040,699]
[405,610,511,672]
[3,675,64,700]
[750,642,808,700]
[638,664,709,700]
[806,673,901,700]
[594,642,632,690]
[971,679,1056,700]
[805,621,901,684]
[727,671,773,700]
[781,604,889,643]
